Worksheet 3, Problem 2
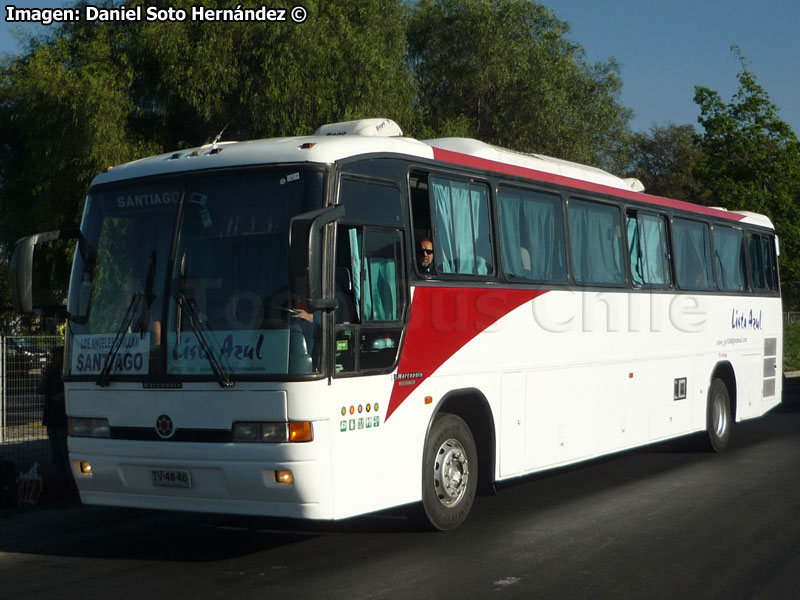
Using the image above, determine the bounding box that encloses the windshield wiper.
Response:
[175,292,234,388]
[135,249,158,339]
[97,292,143,387]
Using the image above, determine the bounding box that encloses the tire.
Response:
[420,413,478,531]
[706,378,733,452]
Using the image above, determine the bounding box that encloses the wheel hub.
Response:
[433,438,469,507]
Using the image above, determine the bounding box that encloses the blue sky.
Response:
[2,0,799,134]
[543,0,800,133]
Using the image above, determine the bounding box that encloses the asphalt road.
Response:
[2,379,799,600]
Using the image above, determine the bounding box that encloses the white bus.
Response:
[11,118,782,529]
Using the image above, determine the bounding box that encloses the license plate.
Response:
[150,469,191,488]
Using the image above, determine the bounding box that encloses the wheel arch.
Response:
[710,361,737,421]
[429,387,497,495]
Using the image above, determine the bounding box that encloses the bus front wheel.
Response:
[706,378,732,452]
[420,413,478,531]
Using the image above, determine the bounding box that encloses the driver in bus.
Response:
[418,237,434,277]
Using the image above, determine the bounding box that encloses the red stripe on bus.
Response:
[386,286,547,420]
[431,147,745,223]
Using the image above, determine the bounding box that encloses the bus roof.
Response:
[90,119,773,230]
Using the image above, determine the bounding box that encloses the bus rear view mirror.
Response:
[288,205,344,307]
[9,228,94,318]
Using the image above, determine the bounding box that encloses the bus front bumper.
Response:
[68,433,333,520]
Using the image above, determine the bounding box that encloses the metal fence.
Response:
[0,335,63,481]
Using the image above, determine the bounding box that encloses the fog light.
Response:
[79,461,93,475]
[275,469,293,484]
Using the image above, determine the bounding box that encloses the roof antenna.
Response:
[211,122,230,149]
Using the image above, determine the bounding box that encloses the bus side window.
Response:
[673,217,713,290]
[626,211,671,287]
[498,185,567,283]
[569,198,625,286]
[748,232,778,292]
[430,176,493,276]
[761,235,777,291]
[713,226,746,292]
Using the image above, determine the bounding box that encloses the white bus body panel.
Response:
[385,287,782,484]
[69,290,781,519]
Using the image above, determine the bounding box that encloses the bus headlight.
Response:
[69,417,111,438]
[233,422,313,443]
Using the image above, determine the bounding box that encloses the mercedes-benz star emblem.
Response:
[155,414,175,439]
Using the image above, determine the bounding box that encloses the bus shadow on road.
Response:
[2,380,797,561]
[0,506,325,562]
[0,503,424,562]
[479,404,800,527]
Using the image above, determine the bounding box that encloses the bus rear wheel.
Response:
[706,378,732,452]
[421,413,478,531]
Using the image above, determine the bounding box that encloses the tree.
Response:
[628,123,711,203]
[0,22,154,246]
[694,47,800,305]
[0,0,418,250]
[122,0,418,146]
[407,0,632,171]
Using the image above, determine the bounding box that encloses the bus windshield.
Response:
[66,167,325,380]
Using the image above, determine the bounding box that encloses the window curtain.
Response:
[627,216,643,285]
[432,178,456,273]
[570,200,624,285]
[471,187,491,275]
[640,214,669,285]
[760,237,775,290]
[348,228,362,320]
[364,258,397,320]
[524,195,563,280]
[499,188,565,281]
[451,181,474,274]
[432,177,491,275]
[499,190,524,278]
[714,227,744,291]
[674,219,713,289]
[748,235,764,289]
[362,232,398,322]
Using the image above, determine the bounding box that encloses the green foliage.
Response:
[694,47,800,305]
[407,0,632,170]
[783,320,800,372]
[123,0,418,146]
[0,21,155,245]
[0,0,418,246]
[628,123,712,203]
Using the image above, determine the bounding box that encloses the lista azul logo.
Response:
[731,308,762,331]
